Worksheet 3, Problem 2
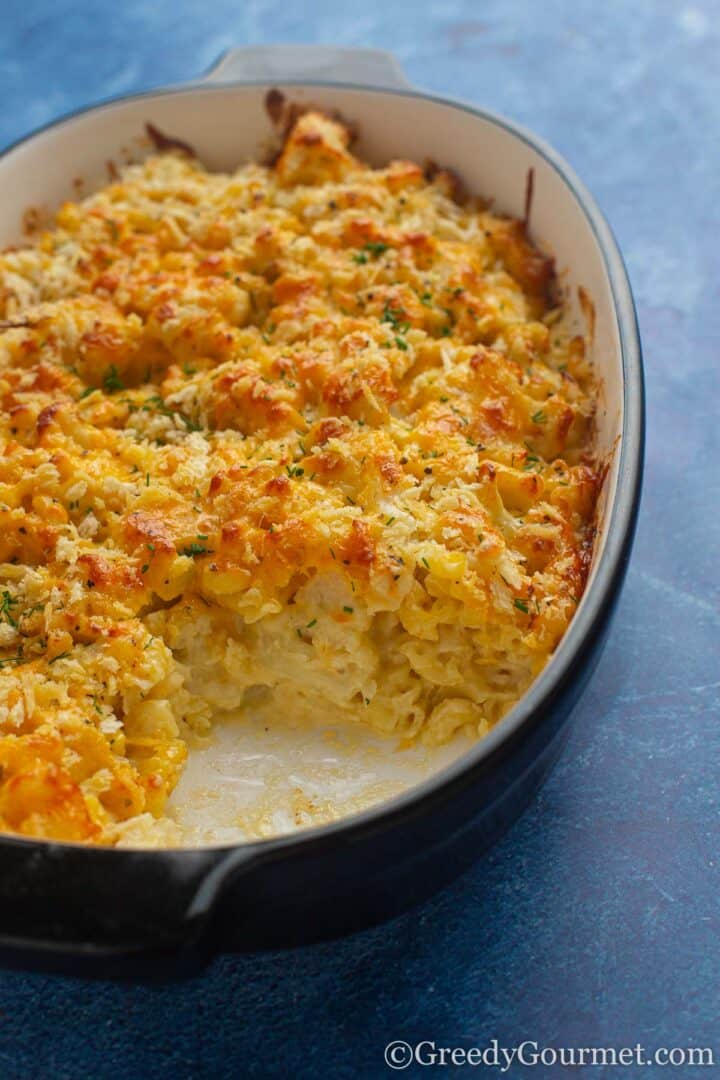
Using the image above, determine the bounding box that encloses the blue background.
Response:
[1,1,718,1076]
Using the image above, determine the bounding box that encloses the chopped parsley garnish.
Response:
[421,556,430,569]
[343,606,354,614]
[143,393,201,432]
[102,365,125,394]
[48,650,71,665]
[285,464,304,478]
[0,590,19,628]
[180,542,213,558]
[394,336,408,351]
[306,619,317,629]
[381,303,406,332]
[0,653,24,668]
[513,598,529,614]
[531,409,547,424]
[362,241,389,257]
[352,252,368,265]
[79,386,96,400]
[180,414,202,432]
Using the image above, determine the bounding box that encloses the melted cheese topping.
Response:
[0,111,598,845]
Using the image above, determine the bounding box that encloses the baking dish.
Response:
[0,45,643,976]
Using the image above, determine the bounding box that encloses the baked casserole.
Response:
[0,110,599,845]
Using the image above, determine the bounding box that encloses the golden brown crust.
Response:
[0,111,598,844]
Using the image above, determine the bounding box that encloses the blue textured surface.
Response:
[1,2,718,1077]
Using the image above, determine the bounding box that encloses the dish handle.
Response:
[0,841,262,978]
[202,44,413,90]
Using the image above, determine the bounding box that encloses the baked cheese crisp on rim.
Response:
[0,111,599,845]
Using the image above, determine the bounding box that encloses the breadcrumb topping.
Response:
[0,111,598,845]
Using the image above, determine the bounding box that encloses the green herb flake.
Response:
[102,365,125,394]
[381,302,405,331]
[48,650,72,665]
[180,542,213,558]
[531,409,547,424]
[363,242,389,257]
[343,605,354,614]
[0,653,24,668]
[0,590,19,629]
[513,598,529,614]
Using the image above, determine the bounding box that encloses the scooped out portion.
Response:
[0,109,598,845]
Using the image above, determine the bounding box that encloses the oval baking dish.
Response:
[0,46,643,976]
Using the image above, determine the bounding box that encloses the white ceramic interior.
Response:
[0,48,631,845]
